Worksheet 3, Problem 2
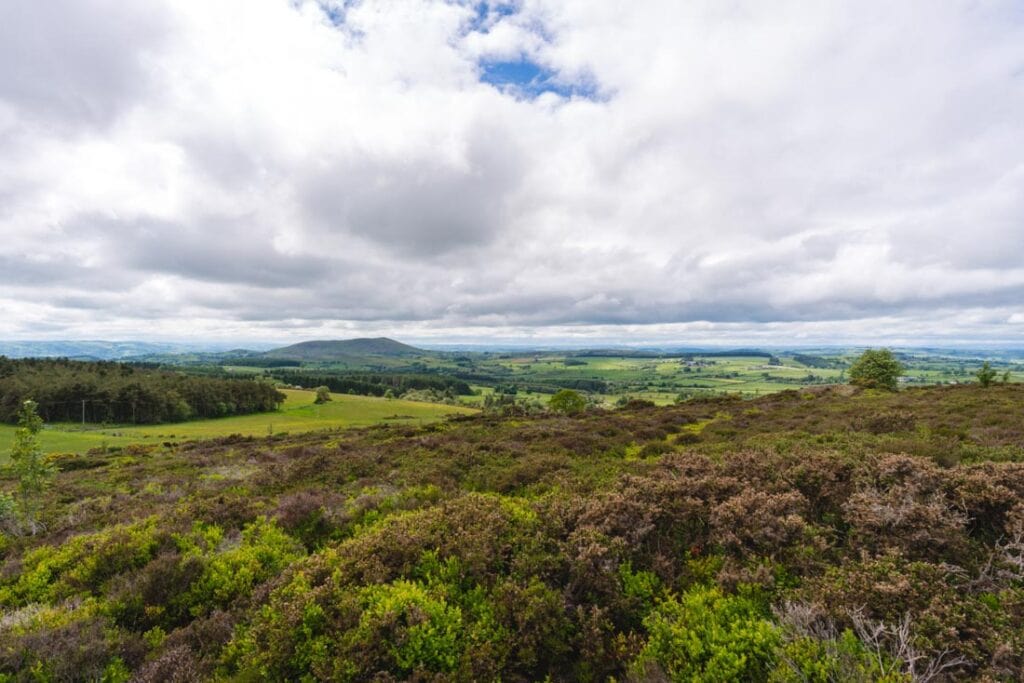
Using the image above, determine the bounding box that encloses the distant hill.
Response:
[0,340,203,360]
[264,337,425,361]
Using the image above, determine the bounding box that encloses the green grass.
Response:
[0,389,476,459]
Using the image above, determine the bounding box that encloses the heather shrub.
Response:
[0,608,144,682]
[797,554,1009,674]
[854,410,916,434]
[2,383,1023,680]
[710,490,809,557]
[272,489,339,549]
[843,455,968,560]
[107,551,204,629]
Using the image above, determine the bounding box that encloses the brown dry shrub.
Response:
[572,461,730,580]
[0,617,146,681]
[273,489,345,548]
[163,609,236,661]
[133,645,202,683]
[798,554,1006,674]
[953,463,1024,540]
[710,490,809,557]
[186,489,264,529]
[854,411,917,434]
[843,455,968,560]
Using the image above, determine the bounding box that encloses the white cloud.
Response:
[1,0,1023,344]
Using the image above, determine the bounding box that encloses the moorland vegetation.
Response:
[1,380,1023,681]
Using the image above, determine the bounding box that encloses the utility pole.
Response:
[81,399,86,426]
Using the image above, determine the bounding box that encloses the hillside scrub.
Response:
[0,384,1023,680]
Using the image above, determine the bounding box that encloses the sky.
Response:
[1,0,1023,347]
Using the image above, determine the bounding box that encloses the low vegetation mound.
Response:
[1,384,1023,680]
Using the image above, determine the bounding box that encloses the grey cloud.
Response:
[0,0,170,131]
[72,215,337,288]
[302,127,523,256]
[0,253,137,290]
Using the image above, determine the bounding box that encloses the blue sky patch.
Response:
[480,58,599,100]
[469,2,518,32]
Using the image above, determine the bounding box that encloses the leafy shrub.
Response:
[177,517,304,616]
[771,629,910,682]
[0,517,163,606]
[632,584,781,681]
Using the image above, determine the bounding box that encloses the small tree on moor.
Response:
[5,399,55,535]
[975,362,998,388]
[549,389,586,415]
[313,386,332,404]
[848,349,904,391]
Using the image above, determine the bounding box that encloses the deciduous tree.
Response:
[848,349,904,391]
[549,389,586,415]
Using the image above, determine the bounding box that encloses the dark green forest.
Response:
[0,358,285,425]
[2,383,1024,680]
[269,370,473,398]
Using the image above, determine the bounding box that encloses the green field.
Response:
[130,342,1024,412]
[0,389,476,459]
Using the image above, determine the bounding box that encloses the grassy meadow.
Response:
[0,389,475,460]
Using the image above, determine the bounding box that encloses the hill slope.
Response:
[264,337,424,361]
[2,384,1023,680]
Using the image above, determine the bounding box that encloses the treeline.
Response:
[270,371,473,397]
[792,353,842,369]
[221,357,302,368]
[681,349,773,358]
[492,378,609,394]
[450,371,608,394]
[0,357,285,424]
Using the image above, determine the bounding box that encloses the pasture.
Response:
[0,389,475,459]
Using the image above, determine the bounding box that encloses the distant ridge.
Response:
[0,340,204,360]
[264,337,424,361]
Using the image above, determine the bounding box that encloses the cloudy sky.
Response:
[1,0,1023,346]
